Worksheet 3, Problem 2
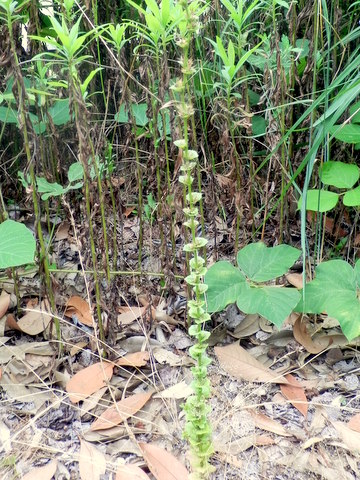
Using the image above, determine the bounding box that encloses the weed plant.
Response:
[2,0,360,476]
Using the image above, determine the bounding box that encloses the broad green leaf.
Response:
[298,189,339,212]
[132,103,148,127]
[0,220,36,268]
[236,284,301,329]
[0,106,18,124]
[349,100,360,124]
[251,115,267,136]
[114,103,148,127]
[236,242,301,282]
[330,124,360,144]
[114,104,128,123]
[68,162,84,183]
[343,185,360,207]
[205,261,245,312]
[320,161,359,189]
[48,99,71,125]
[36,177,66,200]
[297,260,360,341]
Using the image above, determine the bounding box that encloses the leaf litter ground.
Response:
[1,218,360,479]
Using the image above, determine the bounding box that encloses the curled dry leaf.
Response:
[21,460,58,480]
[116,464,151,480]
[214,342,289,384]
[65,296,93,327]
[280,373,308,418]
[0,291,10,318]
[115,351,150,367]
[139,442,189,480]
[66,361,114,403]
[79,439,106,480]
[117,306,146,326]
[293,315,331,354]
[17,299,52,335]
[91,391,152,431]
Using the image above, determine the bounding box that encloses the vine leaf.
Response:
[236,242,301,282]
[296,259,360,341]
[205,261,245,312]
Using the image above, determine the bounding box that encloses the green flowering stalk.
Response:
[171,1,215,478]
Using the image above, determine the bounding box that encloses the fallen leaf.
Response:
[153,381,193,399]
[286,273,303,289]
[66,362,114,403]
[214,342,289,384]
[332,421,360,454]
[153,347,193,367]
[255,434,276,446]
[293,315,331,354]
[65,296,93,327]
[91,391,153,431]
[22,460,58,480]
[348,413,360,433]
[117,306,146,326]
[79,439,106,480]
[5,313,21,331]
[116,464,150,480]
[251,411,292,437]
[231,314,260,339]
[17,300,52,335]
[0,291,10,318]
[115,351,149,367]
[139,442,189,480]
[280,373,308,418]
[55,221,70,241]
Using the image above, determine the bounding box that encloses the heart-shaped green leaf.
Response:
[0,220,36,268]
[236,284,301,329]
[330,124,360,144]
[296,259,360,341]
[320,161,359,189]
[298,189,339,212]
[205,261,245,312]
[343,185,360,207]
[236,242,301,282]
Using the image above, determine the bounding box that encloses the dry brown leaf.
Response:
[115,464,151,480]
[17,300,52,335]
[280,373,308,418]
[348,413,360,433]
[115,351,149,367]
[332,421,360,453]
[55,222,70,241]
[5,313,21,331]
[91,391,152,431]
[286,273,303,289]
[293,315,331,354]
[153,381,193,399]
[79,439,106,480]
[66,362,114,403]
[255,434,276,446]
[117,306,146,326]
[250,411,292,437]
[65,296,93,327]
[0,291,10,318]
[139,442,189,480]
[22,460,58,480]
[70,341,88,356]
[214,342,289,384]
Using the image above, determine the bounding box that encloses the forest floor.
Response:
[1,212,360,480]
